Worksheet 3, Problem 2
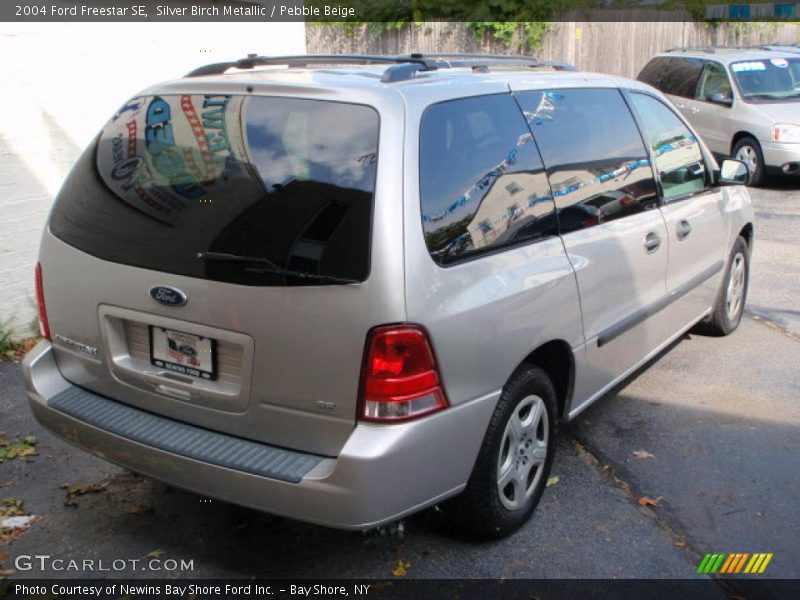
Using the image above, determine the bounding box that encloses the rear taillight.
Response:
[359,324,449,422]
[35,262,50,340]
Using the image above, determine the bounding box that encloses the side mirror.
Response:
[708,92,732,106]
[719,159,749,185]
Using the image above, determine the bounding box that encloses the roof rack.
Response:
[666,46,718,54]
[185,53,577,83]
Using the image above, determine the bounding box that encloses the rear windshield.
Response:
[50,95,379,286]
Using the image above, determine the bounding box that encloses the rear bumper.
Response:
[23,341,497,530]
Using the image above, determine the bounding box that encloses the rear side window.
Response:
[638,57,669,88]
[49,95,379,286]
[419,94,557,266]
[657,57,704,98]
[514,88,658,234]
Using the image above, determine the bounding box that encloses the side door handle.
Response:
[676,220,692,240]
[644,231,662,254]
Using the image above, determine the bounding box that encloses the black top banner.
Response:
[3,0,800,22]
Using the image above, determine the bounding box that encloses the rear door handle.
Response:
[676,220,692,240]
[644,231,662,254]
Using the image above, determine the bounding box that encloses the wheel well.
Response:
[731,131,758,154]
[739,222,754,251]
[517,340,574,421]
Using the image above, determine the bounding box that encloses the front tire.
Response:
[445,367,557,538]
[733,137,765,186]
[699,236,750,336]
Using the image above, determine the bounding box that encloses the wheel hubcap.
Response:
[736,146,758,176]
[726,252,746,320]
[496,395,549,511]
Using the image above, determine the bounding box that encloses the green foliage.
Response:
[467,22,551,51]
[0,320,17,361]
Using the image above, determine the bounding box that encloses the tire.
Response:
[444,366,557,538]
[698,236,750,336]
[732,136,765,186]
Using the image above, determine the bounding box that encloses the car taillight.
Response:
[35,262,50,340]
[359,325,449,422]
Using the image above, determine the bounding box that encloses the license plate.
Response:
[150,327,216,380]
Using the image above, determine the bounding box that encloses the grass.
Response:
[0,319,39,362]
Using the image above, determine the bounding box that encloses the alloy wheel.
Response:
[496,395,549,511]
[726,252,746,321]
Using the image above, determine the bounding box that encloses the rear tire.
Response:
[733,137,765,186]
[445,367,557,538]
[698,236,749,336]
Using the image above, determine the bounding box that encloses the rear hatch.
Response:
[41,87,404,456]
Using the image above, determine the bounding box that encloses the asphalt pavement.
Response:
[0,182,797,587]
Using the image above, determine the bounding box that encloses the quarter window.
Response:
[419,94,557,265]
[514,88,658,234]
[630,93,708,203]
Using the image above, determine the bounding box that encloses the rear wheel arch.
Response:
[515,339,575,421]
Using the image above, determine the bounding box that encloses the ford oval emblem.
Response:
[149,286,187,307]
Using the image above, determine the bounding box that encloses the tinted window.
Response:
[419,94,556,265]
[50,95,379,286]
[697,61,733,102]
[658,57,703,98]
[638,57,669,88]
[514,88,658,234]
[630,93,708,202]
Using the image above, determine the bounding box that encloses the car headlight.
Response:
[772,123,800,143]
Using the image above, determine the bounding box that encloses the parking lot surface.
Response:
[0,183,797,585]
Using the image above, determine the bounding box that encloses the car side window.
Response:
[658,57,704,98]
[630,93,709,203]
[638,57,669,88]
[514,88,659,235]
[696,62,733,103]
[419,94,557,266]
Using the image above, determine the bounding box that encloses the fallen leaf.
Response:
[632,450,655,459]
[638,495,662,508]
[146,549,166,559]
[126,504,154,515]
[546,476,560,487]
[674,540,686,547]
[0,498,25,518]
[0,551,7,561]
[392,560,411,577]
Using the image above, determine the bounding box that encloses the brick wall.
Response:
[0,23,306,338]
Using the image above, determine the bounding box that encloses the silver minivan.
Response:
[638,46,800,185]
[23,54,754,538]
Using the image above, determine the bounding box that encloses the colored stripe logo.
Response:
[697,552,773,574]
